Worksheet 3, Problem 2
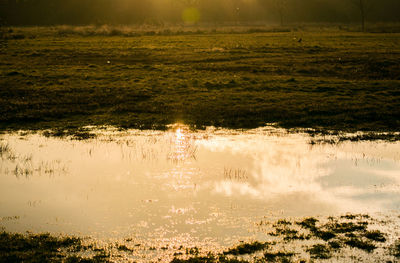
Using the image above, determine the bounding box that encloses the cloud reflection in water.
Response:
[0,125,399,243]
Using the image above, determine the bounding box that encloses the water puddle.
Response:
[1,125,400,259]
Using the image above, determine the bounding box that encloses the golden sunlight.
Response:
[168,124,196,162]
[182,7,201,24]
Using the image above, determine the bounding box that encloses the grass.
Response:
[172,214,395,262]
[363,230,386,242]
[344,238,376,252]
[0,142,17,160]
[1,214,398,262]
[262,251,295,262]
[307,244,332,259]
[391,241,400,258]
[42,127,96,140]
[0,142,11,157]
[0,231,110,263]
[223,241,268,255]
[1,27,400,136]
[252,214,391,261]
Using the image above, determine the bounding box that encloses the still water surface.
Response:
[1,125,400,248]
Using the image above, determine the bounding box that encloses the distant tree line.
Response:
[0,0,399,26]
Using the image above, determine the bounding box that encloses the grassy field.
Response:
[1,27,400,132]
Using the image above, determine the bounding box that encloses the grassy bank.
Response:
[1,28,400,133]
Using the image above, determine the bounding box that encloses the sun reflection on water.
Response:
[167,124,197,163]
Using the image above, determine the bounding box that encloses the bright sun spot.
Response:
[182,7,200,24]
[167,124,197,163]
[176,128,184,141]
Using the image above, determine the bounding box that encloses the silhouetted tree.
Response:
[274,0,287,26]
[351,0,374,32]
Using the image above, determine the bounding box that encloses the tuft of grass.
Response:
[65,253,110,263]
[171,254,249,263]
[223,241,268,255]
[43,128,96,140]
[307,244,332,259]
[274,219,292,226]
[390,241,400,258]
[344,238,376,252]
[117,244,133,252]
[0,142,18,161]
[263,251,295,262]
[327,221,368,234]
[314,230,336,241]
[186,247,200,255]
[340,214,370,220]
[296,217,318,231]
[363,230,386,242]
[270,227,310,241]
[0,231,110,263]
[0,142,11,157]
[328,240,342,249]
[223,167,248,181]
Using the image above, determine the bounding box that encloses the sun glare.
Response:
[182,7,201,24]
[167,124,197,163]
[176,127,184,141]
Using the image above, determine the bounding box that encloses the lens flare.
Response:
[182,7,200,24]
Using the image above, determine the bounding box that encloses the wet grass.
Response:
[0,142,17,160]
[291,216,385,255]
[1,142,68,178]
[1,214,399,262]
[269,227,310,241]
[172,214,397,262]
[171,254,248,263]
[0,142,11,157]
[307,244,332,259]
[344,238,376,252]
[42,127,96,140]
[308,130,400,145]
[390,240,400,258]
[1,28,400,137]
[363,230,386,242]
[0,231,110,263]
[262,251,295,262]
[223,241,268,255]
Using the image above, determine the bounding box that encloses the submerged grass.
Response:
[307,244,332,259]
[0,231,110,263]
[171,214,396,262]
[223,241,268,255]
[262,251,295,262]
[390,241,400,258]
[1,214,398,262]
[1,28,400,137]
[344,238,376,252]
[42,127,96,140]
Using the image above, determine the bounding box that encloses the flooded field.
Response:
[1,125,400,262]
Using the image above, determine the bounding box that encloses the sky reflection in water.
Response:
[0,125,400,246]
